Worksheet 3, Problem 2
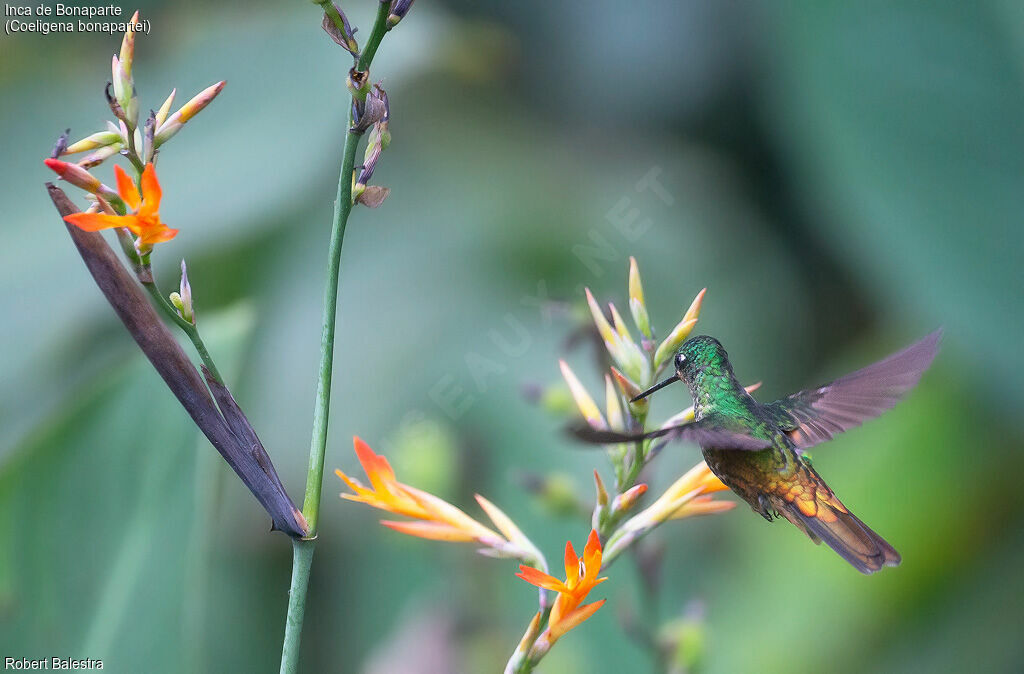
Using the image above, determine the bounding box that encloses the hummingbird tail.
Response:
[786,501,901,574]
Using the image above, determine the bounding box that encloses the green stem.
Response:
[279,539,315,674]
[278,4,392,673]
[299,124,361,533]
[140,279,224,383]
[357,4,391,72]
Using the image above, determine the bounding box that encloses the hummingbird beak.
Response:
[630,374,682,403]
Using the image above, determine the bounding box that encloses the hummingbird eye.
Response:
[674,353,686,371]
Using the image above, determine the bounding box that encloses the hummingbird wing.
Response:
[763,330,941,450]
[570,419,771,451]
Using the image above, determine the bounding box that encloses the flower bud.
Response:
[177,259,194,324]
[584,288,649,384]
[611,483,648,514]
[111,55,138,128]
[119,11,139,78]
[475,495,545,567]
[154,81,226,147]
[585,288,626,361]
[155,89,176,128]
[77,143,122,169]
[608,301,632,341]
[604,375,623,431]
[626,258,651,342]
[610,366,649,417]
[609,301,650,381]
[593,470,609,507]
[559,360,605,429]
[591,469,610,531]
[44,159,118,201]
[359,137,383,186]
[654,288,705,368]
[64,130,122,155]
[387,0,417,28]
[630,297,652,343]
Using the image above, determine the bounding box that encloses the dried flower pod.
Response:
[321,3,359,55]
[46,184,309,538]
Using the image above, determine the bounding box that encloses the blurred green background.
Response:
[2,1,1023,672]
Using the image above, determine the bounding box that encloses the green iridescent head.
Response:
[673,335,730,382]
[629,335,732,403]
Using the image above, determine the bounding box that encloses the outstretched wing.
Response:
[570,419,771,451]
[764,330,941,450]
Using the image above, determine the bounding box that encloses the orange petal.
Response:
[139,162,161,209]
[583,529,601,568]
[114,165,141,210]
[401,484,501,543]
[335,468,365,494]
[548,592,579,629]
[515,565,569,593]
[340,493,377,507]
[339,483,376,502]
[139,225,178,245]
[380,520,475,542]
[549,600,605,641]
[582,536,602,586]
[353,437,395,486]
[121,216,146,238]
[63,212,127,232]
[699,472,729,494]
[563,541,581,585]
[672,497,736,519]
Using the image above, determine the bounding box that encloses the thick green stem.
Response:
[278,4,392,673]
[299,126,361,533]
[278,103,360,674]
[279,539,315,674]
[357,5,390,72]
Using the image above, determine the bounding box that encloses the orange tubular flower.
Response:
[336,437,502,545]
[62,163,178,246]
[517,530,607,644]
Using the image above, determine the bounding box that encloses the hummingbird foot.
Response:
[757,494,778,521]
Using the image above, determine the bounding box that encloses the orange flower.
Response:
[62,163,178,246]
[336,437,502,544]
[336,437,429,519]
[517,530,607,643]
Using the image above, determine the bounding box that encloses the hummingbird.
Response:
[577,330,941,574]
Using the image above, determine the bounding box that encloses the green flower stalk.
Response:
[279,2,409,672]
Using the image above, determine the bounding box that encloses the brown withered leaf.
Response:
[321,4,358,54]
[46,183,309,538]
[356,185,390,208]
